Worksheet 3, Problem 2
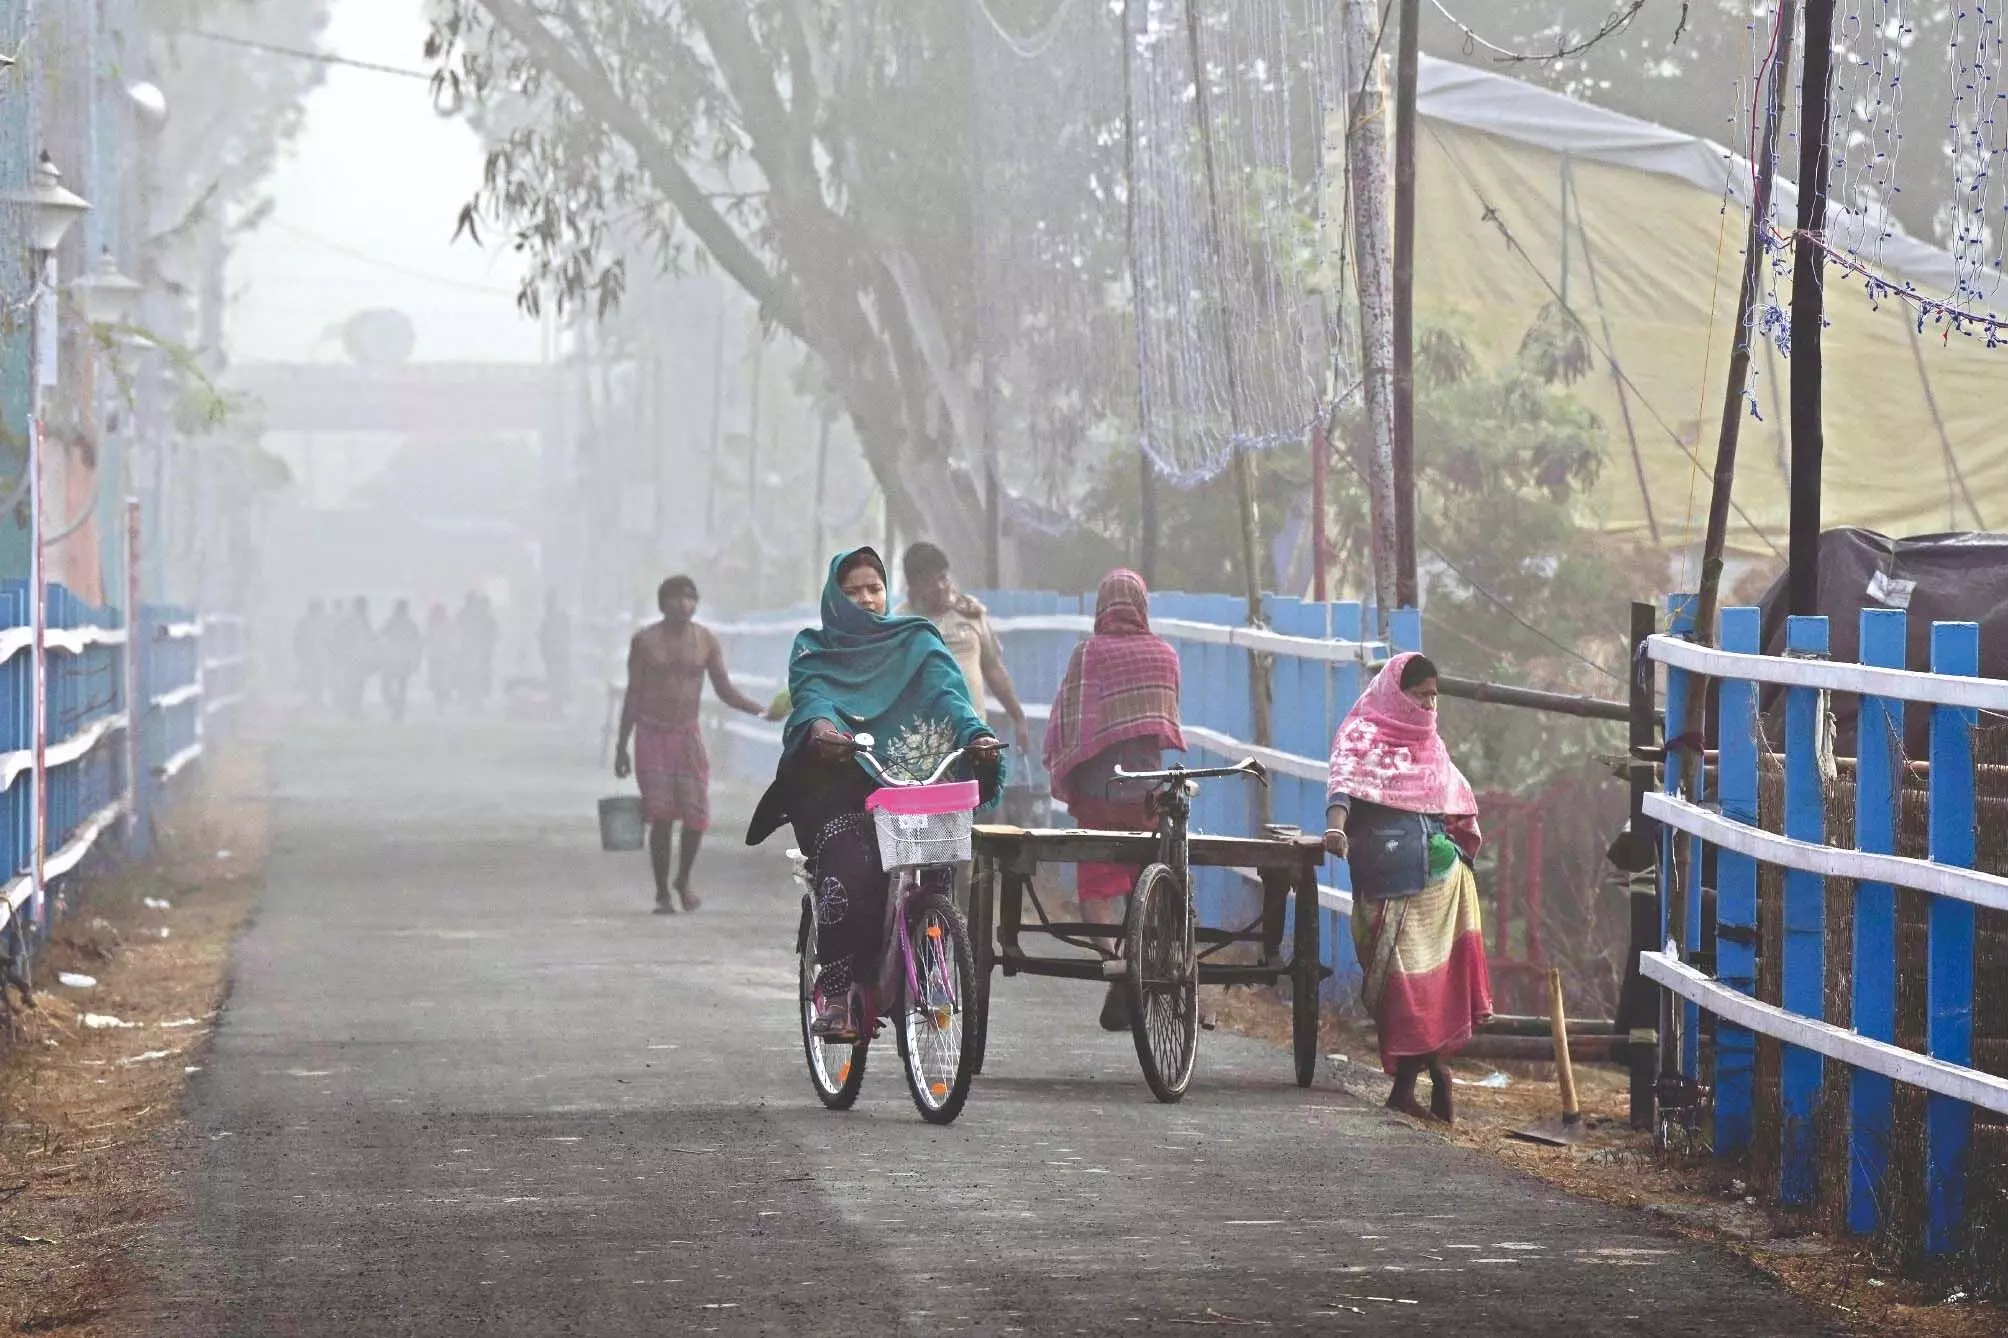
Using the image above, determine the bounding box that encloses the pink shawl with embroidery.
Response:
[1328,652,1481,852]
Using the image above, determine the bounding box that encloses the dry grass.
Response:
[0,745,268,1337]
[1209,984,2003,1338]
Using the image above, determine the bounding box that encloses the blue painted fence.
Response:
[0,586,219,995]
[1644,599,2008,1255]
[707,589,1419,1002]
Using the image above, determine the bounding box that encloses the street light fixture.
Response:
[6,152,91,253]
[70,247,143,326]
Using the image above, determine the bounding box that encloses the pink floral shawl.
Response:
[1328,652,1481,854]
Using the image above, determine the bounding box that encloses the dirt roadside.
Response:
[1208,983,2002,1338]
[0,745,268,1337]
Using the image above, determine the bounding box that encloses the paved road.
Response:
[148,720,1842,1336]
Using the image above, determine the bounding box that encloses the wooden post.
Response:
[1925,620,1978,1253]
[1788,0,1837,617]
[1849,608,1905,1235]
[1340,0,1399,624]
[1389,0,1421,610]
[745,333,765,607]
[1779,613,1828,1207]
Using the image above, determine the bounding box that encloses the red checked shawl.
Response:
[1043,569,1185,806]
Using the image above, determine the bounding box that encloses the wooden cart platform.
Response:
[967,826,1331,1087]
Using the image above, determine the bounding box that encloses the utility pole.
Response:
[1342,0,1400,625]
[1789,0,1837,616]
[1389,0,1422,610]
[744,331,765,608]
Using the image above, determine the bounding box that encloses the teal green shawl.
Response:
[783,548,1004,795]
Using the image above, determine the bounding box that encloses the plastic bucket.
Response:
[598,795,645,852]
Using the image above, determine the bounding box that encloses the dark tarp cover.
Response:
[1749,528,2008,756]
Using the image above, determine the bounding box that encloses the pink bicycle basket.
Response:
[865,780,980,868]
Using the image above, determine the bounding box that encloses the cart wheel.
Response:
[1126,862,1198,1103]
[1291,886,1321,1088]
[799,894,868,1110]
[969,858,996,1076]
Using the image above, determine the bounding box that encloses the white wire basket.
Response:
[871,808,974,870]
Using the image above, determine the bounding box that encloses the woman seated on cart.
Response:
[746,547,1004,1040]
[1323,652,1492,1124]
[1043,568,1186,1032]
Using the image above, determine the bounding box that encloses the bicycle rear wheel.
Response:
[798,894,867,1110]
[893,891,977,1125]
[1126,862,1198,1103]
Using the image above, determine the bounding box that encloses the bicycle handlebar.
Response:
[1111,756,1270,789]
[844,731,1007,788]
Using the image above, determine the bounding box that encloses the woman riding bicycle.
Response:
[745,547,1005,1040]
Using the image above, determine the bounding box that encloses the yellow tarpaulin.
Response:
[1348,57,2008,557]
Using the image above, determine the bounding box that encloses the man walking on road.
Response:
[899,542,1034,757]
[614,575,766,914]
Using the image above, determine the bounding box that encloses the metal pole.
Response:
[1389,0,1422,609]
[1311,417,1329,603]
[124,498,141,844]
[1788,0,1836,617]
[27,269,48,934]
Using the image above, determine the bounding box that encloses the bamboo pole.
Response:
[1666,0,1798,1100]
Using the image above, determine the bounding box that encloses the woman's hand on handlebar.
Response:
[966,735,1006,773]
[808,720,854,761]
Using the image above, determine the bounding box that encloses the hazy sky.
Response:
[227,0,540,366]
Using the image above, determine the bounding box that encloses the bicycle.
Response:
[1109,756,1269,1103]
[795,733,995,1126]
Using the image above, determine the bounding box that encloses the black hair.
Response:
[1399,654,1439,690]
[838,548,887,585]
[902,541,950,584]
[658,575,699,610]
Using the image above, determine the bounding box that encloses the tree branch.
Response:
[472,0,802,335]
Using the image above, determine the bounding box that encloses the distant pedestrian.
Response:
[378,600,424,723]
[1043,569,1185,1030]
[457,591,499,708]
[294,600,330,706]
[540,590,573,717]
[331,597,377,719]
[614,575,765,914]
[899,542,1033,757]
[425,602,457,711]
[1324,653,1492,1125]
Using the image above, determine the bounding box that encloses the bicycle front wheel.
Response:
[1126,862,1198,1103]
[799,894,868,1110]
[894,891,977,1125]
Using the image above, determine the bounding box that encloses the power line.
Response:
[263,218,521,296]
[176,29,434,81]
[1425,0,1647,64]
